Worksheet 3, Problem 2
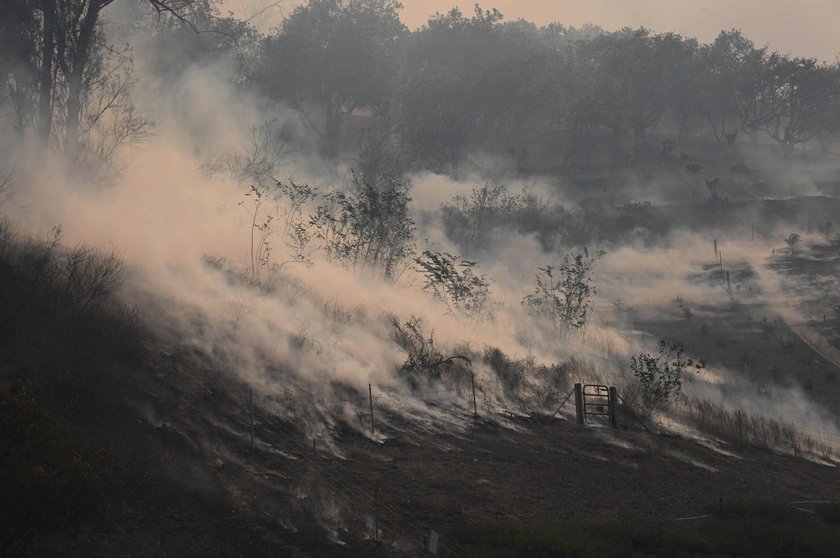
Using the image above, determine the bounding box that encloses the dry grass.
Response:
[0,221,145,412]
[675,398,839,461]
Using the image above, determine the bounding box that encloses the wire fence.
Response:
[244,390,473,556]
[236,369,840,556]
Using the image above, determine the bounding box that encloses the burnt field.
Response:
[6,2,840,556]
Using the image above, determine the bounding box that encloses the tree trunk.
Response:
[322,102,342,159]
[63,2,100,161]
[36,0,56,145]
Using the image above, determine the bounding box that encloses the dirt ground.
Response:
[309,412,840,555]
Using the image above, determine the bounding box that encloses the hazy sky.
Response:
[398,0,840,61]
[227,0,840,62]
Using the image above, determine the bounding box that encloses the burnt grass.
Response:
[9,200,840,557]
[24,344,840,557]
[632,246,840,417]
[636,301,840,406]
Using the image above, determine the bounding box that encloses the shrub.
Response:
[785,232,801,254]
[523,249,605,331]
[310,170,415,280]
[391,316,471,388]
[415,250,493,319]
[630,341,704,414]
[483,347,527,395]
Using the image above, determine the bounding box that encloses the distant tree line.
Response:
[251,2,840,167]
[3,0,839,171]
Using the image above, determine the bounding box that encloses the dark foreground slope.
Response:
[3,223,840,558]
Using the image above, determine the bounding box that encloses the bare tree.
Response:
[1,0,201,165]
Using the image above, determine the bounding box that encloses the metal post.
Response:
[249,389,254,450]
[428,530,439,555]
[608,386,618,428]
[374,481,380,543]
[574,383,584,426]
[369,383,375,437]
[471,371,478,419]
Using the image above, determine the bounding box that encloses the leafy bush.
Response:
[483,347,528,394]
[441,182,549,252]
[522,249,605,330]
[630,341,704,413]
[785,232,801,254]
[311,170,415,280]
[391,316,471,388]
[415,250,493,319]
[481,347,572,404]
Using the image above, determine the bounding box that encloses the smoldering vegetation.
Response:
[3,0,840,555]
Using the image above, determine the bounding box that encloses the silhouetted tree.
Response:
[256,0,406,158]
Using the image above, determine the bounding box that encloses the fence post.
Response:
[574,383,584,426]
[471,371,478,420]
[373,481,380,544]
[369,383,375,437]
[249,389,254,450]
[428,530,439,555]
[608,386,618,428]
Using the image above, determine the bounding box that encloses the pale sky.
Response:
[226,0,840,62]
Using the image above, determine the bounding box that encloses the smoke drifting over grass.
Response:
[2,10,840,465]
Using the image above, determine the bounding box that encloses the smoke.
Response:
[2,6,839,465]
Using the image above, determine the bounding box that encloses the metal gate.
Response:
[583,384,610,423]
[573,383,617,427]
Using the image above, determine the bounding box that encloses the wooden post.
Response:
[249,389,254,450]
[719,251,723,271]
[373,481,380,543]
[369,383,375,437]
[714,238,717,257]
[574,383,584,426]
[471,371,478,419]
[428,530,439,555]
[608,386,618,428]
